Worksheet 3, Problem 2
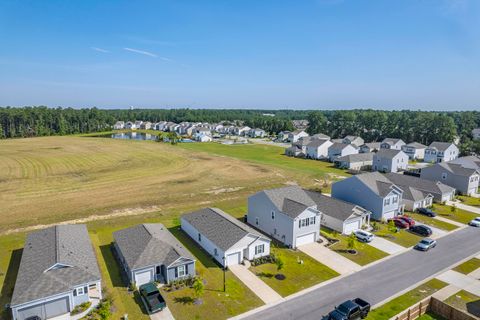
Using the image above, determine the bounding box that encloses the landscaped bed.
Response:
[406,212,458,231]
[432,204,478,225]
[372,222,423,248]
[320,228,389,266]
[249,246,339,297]
[453,258,480,275]
[444,290,480,317]
[366,279,448,320]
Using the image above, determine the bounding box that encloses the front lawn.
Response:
[249,246,339,297]
[457,196,480,207]
[367,279,448,320]
[406,212,458,231]
[320,228,389,266]
[372,223,423,248]
[431,204,478,225]
[444,290,480,317]
[453,258,480,275]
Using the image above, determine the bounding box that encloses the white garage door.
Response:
[296,232,315,247]
[226,252,241,266]
[383,210,396,220]
[135,269,154,286]
[343,219,361,235]
[17,296,69,320]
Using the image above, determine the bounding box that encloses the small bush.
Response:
[71,301,92,315]
[250,255,276,266]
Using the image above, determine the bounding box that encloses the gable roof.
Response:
[261,185,317,218]
[384,173,455,195]
[306,139,331,148]
[182,208,267,251]
[114,224,194,271]
[405,142,427,149]
[312,133,330,140]
[336,152,374,163]
[305,191,369,221]
[329,142,357,151]
[381,138,404,146]
[11,225,101,306]
[427,142,455,151]
[430,162,479,177]
[355,172,402,197]
[449,156,480,171]
[374,148,406,159]
[361,142,381,150]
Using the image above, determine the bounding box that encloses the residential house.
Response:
[380,138,406,150]
[247,186,322,248]
[305,139,333,160]
[472,128,480,140]
[311,133,331,140]
[249,128,266,138]
[10,225,102,320]
[372,149,409,173]
[113,121,125,130]
[332,172,404,220]
[328,143,359,162]
[235,126,251,136]
[181,208,271,267]
[292,119,309,129]
[154,121,167,131]
[125,121,136,130]
[342,135,364,147]
[401,142,427,160]
[288,130,309,143]
[359,142,381,153]
[140,121,152,130]
[421,162,480,195]
[285,136,312,157]
[449,156,480,170]
[134,121,143,129]
[277,131,291,142]
[424,142,459,163]
[334,153,374,171]
[113,224,195,286]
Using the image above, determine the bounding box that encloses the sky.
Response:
[0,0,479,110]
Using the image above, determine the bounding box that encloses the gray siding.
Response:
[420,167,478,195]
[166,262,195,282]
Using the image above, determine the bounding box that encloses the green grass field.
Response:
[453,258,480,275]
[457,195,480,207]
[406,212,458,231]
[432,204,478,225]
[373,223,423,247]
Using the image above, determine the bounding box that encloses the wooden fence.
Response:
[391,297,478,320]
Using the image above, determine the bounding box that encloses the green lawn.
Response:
[372,223,423,247]
[453,258,480,275]
[249,246,339,297]
[432,204,478,224]
[320,228,389,266]
[417,312,447,320]
[406,212,458,231]
[367,279,448,320]
[458,196,480,207]
[444,290,480,316]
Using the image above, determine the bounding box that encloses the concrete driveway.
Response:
[298,242,362,274]
[426,225,448,239]
[369,236,405,254]
[230,264,283,304]
[150,307,175,320]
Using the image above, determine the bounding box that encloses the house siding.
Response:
[421,167,479,195]
[166,262,195,281]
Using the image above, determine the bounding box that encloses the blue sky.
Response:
[0,0,479,110]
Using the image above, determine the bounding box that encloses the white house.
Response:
[401,142,427,160]
[380,138,406,150]
[288,130,309,143]
[342,135,364,147]
[424,142,459,163]
[328,143,359,162]
[113,121,125,130]
[306,139,333,160]
[373,149,409,173]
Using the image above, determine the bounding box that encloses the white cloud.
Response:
[91,47,109,53]
[123,47,158,58]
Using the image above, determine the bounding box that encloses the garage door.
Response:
[226,252,241,266]
[343,219,361,235]
[45,297,69,318]
[296,232,315,247]
[383,210,396,220]
[17,304,44,320]
[135,269,154,286]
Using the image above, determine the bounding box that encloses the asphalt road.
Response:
[243,226,480,320]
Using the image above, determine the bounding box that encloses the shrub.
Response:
[250,255,276,266]
[71,301,92,315]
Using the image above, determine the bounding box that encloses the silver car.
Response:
[353,230,374,243]
[414,238,437,251]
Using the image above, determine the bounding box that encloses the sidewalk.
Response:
[436,270,480,296]
[434,215,466,227]
[298,242,362,275]
[447,200,480,215]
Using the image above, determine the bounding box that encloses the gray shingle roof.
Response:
[114,224,194,271]
[306,139,330,148]
[329,142,357,151]
[385,173,455,196]
[336,152,374,163]
[312,133,330,140]
[182,208,267,251]
[435,162,479,177]
[405,142,427,149]
[427,142,455,151]
[381,138,404,146]
[449,156,480,171]
[361,142,381,150]
[11,225,101,306]
[305,191,369,220]
[375,148,405,159]
[261,185,317,218]
[355,172,401,197]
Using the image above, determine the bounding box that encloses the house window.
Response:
[299,217,312,228]
[310,217,316,225]
[255,244,265,255]
[177,265,186,277]
[198,233,202,242]
[214,248,218,256]
[442,173,447,180]
[271,211,275,220]
[74,286,87,296]
[274,228,277,235]
[384,198,390,206]
[392,196,398,204]
[156,266,161,274]
[255,217,259,225]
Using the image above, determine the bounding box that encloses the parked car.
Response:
[409,225,432,237]
[323,298,370,320]
[398,216,415,227]
[25,317,41,320]
[469,217,480,227]
[353,230,374,243]
[416,208,437,217]
[139,282,166,314]
[414,238,437,251]
[388,218,409,229]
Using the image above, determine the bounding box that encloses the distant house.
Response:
[334,153,374,171]
[385,173,455,204]
[277,131,291,142]
[424,142,459,163]
[249,128,266,138]
[113,224,195,286]
[125,121,136,130]
[373,149,409,173]
[332,172,404,220]
[134,121,143,129]
[472,128,480,140]
[342,135,364,147]
[311,133,331,140]
[10,225,102,320]
[154,121,167,131]
[181,208,271,267]
[140,121,152,130]
[113,121,125,130]
[285,136,312,157]
[306,139,333,160]
[292,119,309,129]
[235,126,251,136]
[328,143,359,162]
[359,142,381,153]
[248,186,321,248]
[420,162,480,196]
[288,130,309,143]
[401,142,427,160]
[380,138,406,150]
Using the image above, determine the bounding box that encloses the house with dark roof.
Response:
[334,153,374,171]
[385,173,455,203]
[10,225,102,320]
[305,139,333,160]
[359,142,381,153]
[401,142,427,160]
[285,136,312,157]
[332,172,404,220]
[328,143,359,162]
[342,135,364,147]
[373,149,408,173]
[424,142,459,163]
[380,138,406,150]
[248,186,322,248]
[421,162,480,195]
[181,208,270,267]
[113,224,195,287]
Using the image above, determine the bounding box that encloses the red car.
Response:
[388,218,409,229]
[398,216,415,227]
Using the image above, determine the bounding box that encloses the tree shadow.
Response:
[0,248,23,320]
[133,290,149,315]
[174,296,195,305]
[466,300,480,317]
[256,272,274,278]
[99,244,128,287]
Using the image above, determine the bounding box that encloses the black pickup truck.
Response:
[139,282,166,314]
[323,298,370,320]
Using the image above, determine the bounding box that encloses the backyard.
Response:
[457,195,480,207]
[444,290,480,318]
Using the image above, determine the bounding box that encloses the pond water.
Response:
[92,132,196,143]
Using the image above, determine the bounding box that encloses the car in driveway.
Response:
[416,208,437,217]
[388,218,409,229]
[398,216,415,227]
[414,238,437,251]
[409,225,432,237]
[353,230,374,243]
[139,282,166,314]
[469,217,480,227]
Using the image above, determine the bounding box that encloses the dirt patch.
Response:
[206,187,244,195]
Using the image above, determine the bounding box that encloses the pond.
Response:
[91,132,196,143]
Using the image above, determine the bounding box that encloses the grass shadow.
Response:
[133,290,149,315]
[256,272,274,278]
[99,244,128,288]
[173,296,195,305]
[466,300,480,317]
[0,248,23,320]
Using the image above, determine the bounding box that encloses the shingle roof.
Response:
[312,133,330,140]
[427,142,455,151]
[385,173,455,195]
[329,142,357,151]
[305,191,369,220]
[336,152,374,163]
[382,138,404,146]
[435,162,479,177]
[261,185,317,218]
[405,142,427,149]
[449,156,480,171]
[11,225,101,306]
[355,172,401,197]
[306,139,330,148]
[114,224,194,271]
[361,142,381,150]
[375,148,405,159]
[182,208,267,251]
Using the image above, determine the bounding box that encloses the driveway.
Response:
[298,242,362,275]
[229,264,283,304]
[369,236,405,254]
[150,307,175,320]
[427,225,448,239]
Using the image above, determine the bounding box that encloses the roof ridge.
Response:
[211,208,250,234]
[55,226,60,264]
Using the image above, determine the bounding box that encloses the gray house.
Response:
[342,135,364,147]
[359,142,381,153]
[181,208,271,267]
[285,136,312,157]
[113,224,195,287]
[401,142,427,160]
[248,186,322,248]
[449,156,480,170]
[385,173,455,203]
[306,139,333,160]
[328,143,359,162]
[372,149,409,173]
[420,162,480,196]
[424,142,459,163]
[10,225,102,320]
[380,138,406,150]
[332,172,404,220]
[334,153,374,171]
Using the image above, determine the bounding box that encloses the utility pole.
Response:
[223,257,226,292]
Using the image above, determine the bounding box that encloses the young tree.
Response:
[347,233,358,253]
[450,204,457,214]
[275,256,284,273]
[388,220,397,233]
[192,277,204,301]
[168,131,179,145]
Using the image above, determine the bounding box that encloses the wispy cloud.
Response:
[91,47,109,53]
[123,47,158,58]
